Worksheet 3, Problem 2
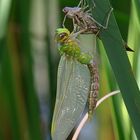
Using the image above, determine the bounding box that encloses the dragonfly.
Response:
[62,0,134,52]
[62,0,113,35]
[51,28,99,140]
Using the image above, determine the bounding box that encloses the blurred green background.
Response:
[0,0,140,140]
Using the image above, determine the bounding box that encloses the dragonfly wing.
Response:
[51,55,90,140]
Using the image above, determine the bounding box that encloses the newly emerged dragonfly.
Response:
[51,28,99,140]
[62,0,134,52]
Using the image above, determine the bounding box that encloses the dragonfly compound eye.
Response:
[59,33,68,40]
[56,32,69,43]
[55,28,70,43]
[59,33,67,38]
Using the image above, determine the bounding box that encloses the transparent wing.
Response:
[51,55,90,140]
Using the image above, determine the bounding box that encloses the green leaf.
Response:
[87,0,140,139]
[16,0,42,139]
[0,0,12,38]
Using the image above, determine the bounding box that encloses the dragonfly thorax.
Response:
[56,28,92,65]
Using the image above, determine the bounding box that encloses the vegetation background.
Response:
[0,0,140,140]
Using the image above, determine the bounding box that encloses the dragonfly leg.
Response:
[62,14,67,28]
[94,28,101,37]
[83,1,96,16]
[71,16,82,33]
[72,19,79,33]
[75,15,81,25]
[71,28,87,38]
[89,0,96,10]
[77,0,84,7]
[82,5,89,11]
[78,0,88,8]
[85,0,96,11]
[85,0,96,14]
[102,7,113,29]
[90,7,113,29]
[81,18,88,29]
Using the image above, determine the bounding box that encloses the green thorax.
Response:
[55,28,92,64]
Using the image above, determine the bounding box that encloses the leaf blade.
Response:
[88,0,140,139]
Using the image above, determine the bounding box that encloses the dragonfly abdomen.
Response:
[87,61,99,117]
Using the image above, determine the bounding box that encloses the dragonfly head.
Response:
[55,28,70,44]
[63,7,69,14]
[63,7,81,17]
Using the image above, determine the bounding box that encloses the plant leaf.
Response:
[87,0,140,139]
